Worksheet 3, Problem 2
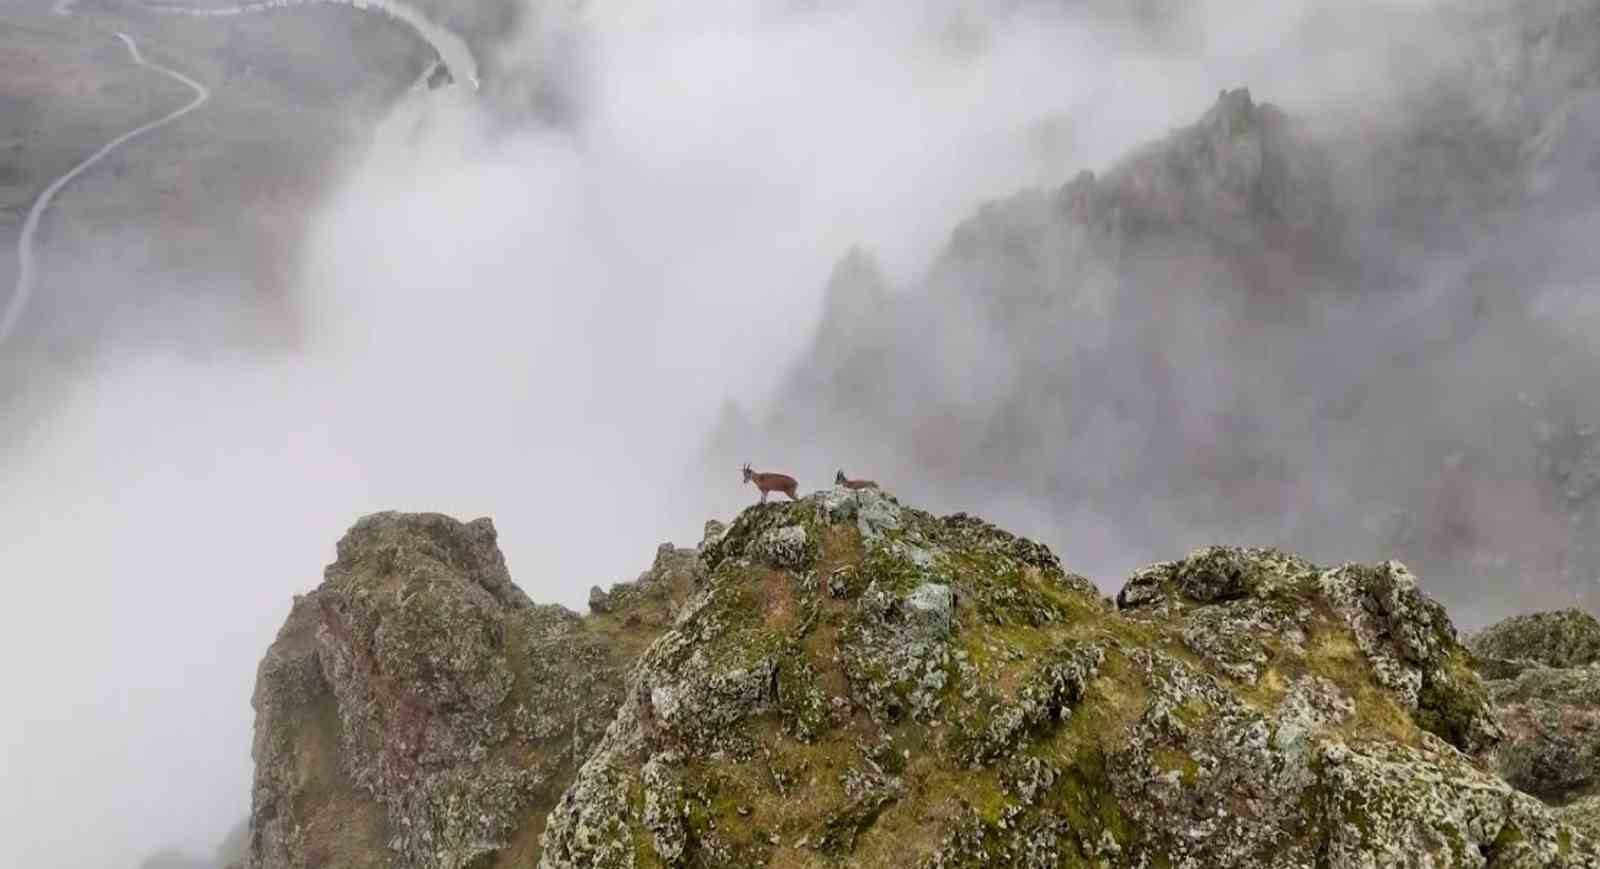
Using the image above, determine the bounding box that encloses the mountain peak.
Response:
[242,490,1600,868]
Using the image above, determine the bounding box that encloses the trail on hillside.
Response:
[135,0,478,88]
[0,32,210,348]
[3,0,479,351]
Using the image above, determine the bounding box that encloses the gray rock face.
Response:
[245,512,702,869]
[1470,609,1600,671]
[1120,546,1501,755]
[905,583,954,640]
[1472,608,1600,815]
[247,500,1600,869]
[1489,665,1600,803]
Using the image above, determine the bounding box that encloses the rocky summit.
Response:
[246,491,1600,868]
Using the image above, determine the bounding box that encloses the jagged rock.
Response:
[1470,608,1600,815]
[1487,664,1600,803]
[1119,546,1502,755]
[244,512,697,869]
[906,582,954,640]
[1560,795,1600,841]
[1470,609,1600,671]
[586,542,705,624]
[248,499,1600,869]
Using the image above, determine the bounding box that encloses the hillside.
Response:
[243,490,1600,867]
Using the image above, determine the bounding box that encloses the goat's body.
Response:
[743,465,799,503]
[835,470,879,491]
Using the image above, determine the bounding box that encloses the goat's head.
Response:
[835,470,847,484]
[741,462,753,482]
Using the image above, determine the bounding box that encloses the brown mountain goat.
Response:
[742,463,799,503]
[834,470,879,490]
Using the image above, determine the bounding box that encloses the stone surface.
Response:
[243,492,1600,868]
[245,512,702,869]
[1470,609,1600,672]
[1472,607,1600,821]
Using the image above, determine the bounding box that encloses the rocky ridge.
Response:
[245,490,1600,868]
[716,0,1600,621]
[246,512,698,869]
[1468,609,1600,821]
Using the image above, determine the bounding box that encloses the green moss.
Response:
[860,542,927,595]
[817,525,868,588]
[1415,648,1493,752]
[1470,609,1600,669]
[1481,820,1529,867]
[963,771,1010,823]
[701,501,819,573]
[1057,745,1137,850]
[1022,653,1148,850]
[817,787,899,854]
[1151,747,1200,787]
[776,650,830,742]
[1171,697,1211,728]
[624,780,666,869]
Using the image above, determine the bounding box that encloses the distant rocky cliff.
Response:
[709,0,1600,621]
[243,492,1600,867]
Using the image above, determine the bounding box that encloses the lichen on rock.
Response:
[1119,546,1501,756]
[1470,609,1600,673]
[244,512,701,869]
[246,499,1600,869]
[1471,607,1600,826]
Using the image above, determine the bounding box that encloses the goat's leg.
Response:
[760,490,768,504]
[785,488,798,501]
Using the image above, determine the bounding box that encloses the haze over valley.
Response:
[5,1,1600,866]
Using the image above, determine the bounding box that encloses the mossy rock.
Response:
[249,500,1600,869]
[1469,609,1600,671]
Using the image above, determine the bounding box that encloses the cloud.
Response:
[5,0,1581,865]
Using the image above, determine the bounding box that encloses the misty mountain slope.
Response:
[0,0,429,406]
[711,1,1600,626]
[138,820,247,869]
[247,494,1600,867]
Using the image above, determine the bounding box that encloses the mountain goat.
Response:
[834,470,879,490]
[742,463,799,503]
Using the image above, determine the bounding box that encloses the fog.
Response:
[0,0,1593,866]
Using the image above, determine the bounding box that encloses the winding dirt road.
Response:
[2,0,478,350]
[0,31,210,347]
[137,0,478,88]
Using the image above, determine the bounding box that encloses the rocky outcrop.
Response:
[1471,609,1600,674]
[248,494,1600,868]
[1118,546,1502,754]
[1470,608,1600,817]
[245,512,702,869]
[1060,87,1335,251]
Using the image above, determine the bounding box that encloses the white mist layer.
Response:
[0,1,1477,866]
